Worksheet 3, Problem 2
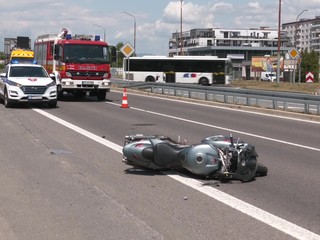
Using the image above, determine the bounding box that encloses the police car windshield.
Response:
[10,66,49,78]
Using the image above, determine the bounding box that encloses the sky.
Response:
[1,0,320,55]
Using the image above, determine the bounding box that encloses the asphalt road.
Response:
[0,89,319,240]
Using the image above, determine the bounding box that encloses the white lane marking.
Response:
[32,109,123,153]
[33,108,320,240]
[108,102,320,152]
[112,90,320,125]
[168,173,320,240]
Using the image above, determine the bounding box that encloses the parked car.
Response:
[261,72,276,82]
[0,63,57,108]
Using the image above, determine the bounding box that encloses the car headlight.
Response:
[47,80,56,87]
[6,79,22,87]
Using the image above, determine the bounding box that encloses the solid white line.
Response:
[108,102,320,152]
[112,89,320,125]
[168,173,320,240]
[33,108,320,240]
[32,109,123,153]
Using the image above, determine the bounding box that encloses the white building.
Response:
[168,27,290,80]
[282,15,320,54]
[169,27,283,54]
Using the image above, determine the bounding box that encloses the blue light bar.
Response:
[95,35,100,41]
[66,34,72,40]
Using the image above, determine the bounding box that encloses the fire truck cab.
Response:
[34,29,112,101]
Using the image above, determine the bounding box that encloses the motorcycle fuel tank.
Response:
[180,144,221,176]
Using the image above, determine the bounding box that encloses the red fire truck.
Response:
[34,29,112,100]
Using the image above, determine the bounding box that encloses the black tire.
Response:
[48,100,57,108]
[199,77,209,86]
[256,163,268,176]
[145,76,155,82]
[4,89,13,108]
[97,90,107,101]
[57,85,64,100]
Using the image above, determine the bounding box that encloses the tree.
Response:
[116,42,125,68]
[109,42,126,68]
[300,50,319,82]
[0,51,5,60]
[0,52,5,70]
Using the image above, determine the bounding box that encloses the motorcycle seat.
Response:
[153,142,183,168]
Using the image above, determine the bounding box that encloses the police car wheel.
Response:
[4,90,13,108]
[48,100,57,108]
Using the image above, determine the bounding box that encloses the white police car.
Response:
[0,63,57,108]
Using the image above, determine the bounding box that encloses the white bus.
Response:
[123,55,233,85]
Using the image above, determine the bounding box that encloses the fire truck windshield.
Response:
[63,44,109,64]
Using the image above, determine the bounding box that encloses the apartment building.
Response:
[282,15,320,54]
[169,27,288,55]
[168,27,290,79]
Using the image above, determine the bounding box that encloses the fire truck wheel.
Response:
[97,90,107,101]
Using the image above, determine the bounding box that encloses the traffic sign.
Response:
[306,72,314,83]
[121,43,135,58]
[289,48,299,60]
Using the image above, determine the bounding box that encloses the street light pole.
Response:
[121,11,136,54]
[180,0,183,55]
[296,10,308,25]
[93,24,106,42]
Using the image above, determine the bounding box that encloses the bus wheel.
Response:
[146,76,155,82]
[199,77,209,86]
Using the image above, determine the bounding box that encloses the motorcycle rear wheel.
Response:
[256,163,268,176]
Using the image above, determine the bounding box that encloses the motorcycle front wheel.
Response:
[256,163,268,176]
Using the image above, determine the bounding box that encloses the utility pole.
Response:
[276,0,281,84]
[180,0,183,55]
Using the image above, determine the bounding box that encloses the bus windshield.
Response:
[63,44,109,64]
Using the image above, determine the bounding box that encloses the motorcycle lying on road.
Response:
[122,134,268,182]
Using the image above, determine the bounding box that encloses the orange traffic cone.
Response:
[121,88,129,108]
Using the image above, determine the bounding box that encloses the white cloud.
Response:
[1,0,320,55]
[248,2,260,9]
[210,2,233,11]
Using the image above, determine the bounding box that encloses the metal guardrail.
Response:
[112,80,320,115]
